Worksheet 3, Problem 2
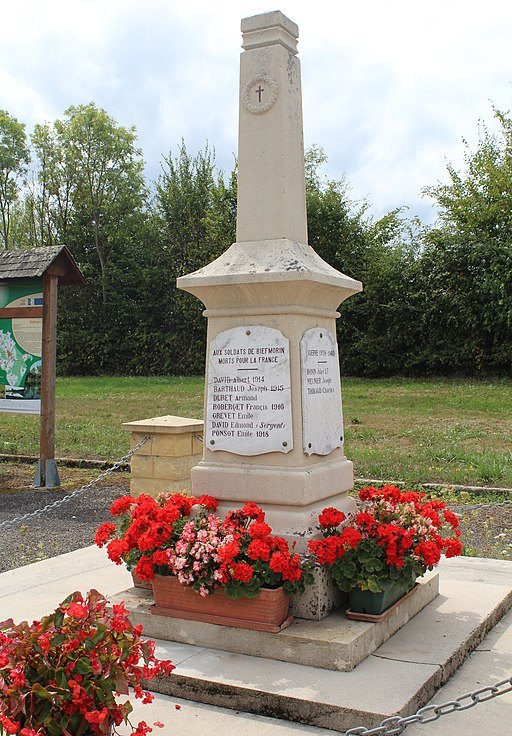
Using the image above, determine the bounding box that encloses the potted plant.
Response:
[308,485,463,616]
[97,495,313,632]
[0,589,174,736]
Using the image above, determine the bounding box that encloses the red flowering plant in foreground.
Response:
[97,495,313,600]
[0,589,174,736]
[308,485,463,594]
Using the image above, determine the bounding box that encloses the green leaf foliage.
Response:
[2,103,510,377]
[0,109,30,248]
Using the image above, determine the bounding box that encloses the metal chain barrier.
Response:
[0,435,150,530]
[344,674,512,735]
[450,499,512,513]
[354,495,512,515]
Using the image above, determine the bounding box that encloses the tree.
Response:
[420,107,512,374]
[424,107,512,245]
[31,103,147,303]
[29,104,151,375]
[150,142,236,374]
[0,110,30,248]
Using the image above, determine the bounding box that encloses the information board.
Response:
[206,325,293,455]
[0,284,42,414]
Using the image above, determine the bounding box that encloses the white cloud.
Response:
[2,0,512,222]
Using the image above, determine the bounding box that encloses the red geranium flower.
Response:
[318,507,346,529]
[109,495,134,516]
[414,541,441,567]
[247,538,271,561]
[248,521,272,539]
[217,540,241,562]
[339,527,362,548]
[310,485,463,595]
[241,501,265,520]
[196,494,218,511]
[106,538,130,564]
[135,555,155,581]
[95,522,116,546]
[231,562,253,582]
[443,538,463,557]
[308,537,344,565]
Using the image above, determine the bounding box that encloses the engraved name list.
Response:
[206,326,293,455]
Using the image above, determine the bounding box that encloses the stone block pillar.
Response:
[122,416,203,497]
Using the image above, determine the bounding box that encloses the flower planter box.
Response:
[131,570,152,590]
[348,579,413,616]
[151,574,293,632]
[346,582,419,622]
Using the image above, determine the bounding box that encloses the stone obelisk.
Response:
[178,11,362,617]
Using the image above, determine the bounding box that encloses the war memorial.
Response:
[0,10,510,736]
[113,11,512,732]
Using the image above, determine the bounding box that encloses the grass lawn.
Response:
[1,376,511,487]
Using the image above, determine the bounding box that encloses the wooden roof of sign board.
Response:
[0,246,85,286]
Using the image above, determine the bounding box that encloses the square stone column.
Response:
[178,12,362,619]
[122,416,203,496]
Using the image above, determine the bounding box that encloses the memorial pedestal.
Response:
[178,241,361,618]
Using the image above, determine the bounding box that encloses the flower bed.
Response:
[96,494,313,600]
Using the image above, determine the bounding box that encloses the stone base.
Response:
[289,566,345,620]
[191,455,355,508]
[113,570,439,672]
[131,558,512,732]
[192,457,356,556]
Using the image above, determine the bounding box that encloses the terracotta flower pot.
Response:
[151,574,293,632]
[131,570,152,590]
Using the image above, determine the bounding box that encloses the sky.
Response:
[2,0,512,224]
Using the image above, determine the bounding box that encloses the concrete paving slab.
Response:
[149,638,441,731]
[374,577,512,671]
[0,545,131,622]
[438,555,512,583]
[0,548,511,735]
[117,691,337,736]
[134,555,511,731]
[405,608,512,735]
[476,606,512,654]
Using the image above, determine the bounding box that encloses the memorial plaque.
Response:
[300,327,344,456]
[206,325,293,455]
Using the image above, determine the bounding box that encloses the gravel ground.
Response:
[0,484,511,573]
[0,482,128,574]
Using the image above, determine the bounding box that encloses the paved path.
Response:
[0,547,510,736]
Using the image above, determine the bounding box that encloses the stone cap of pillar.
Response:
[177,238,362,313]
[122,415,204,435]
[241,11,298,53]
